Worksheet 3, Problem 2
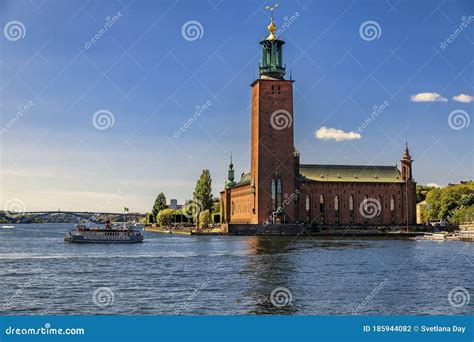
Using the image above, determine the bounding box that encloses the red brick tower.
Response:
[250,15,297,224]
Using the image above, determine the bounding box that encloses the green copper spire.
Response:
[225,154,236,188]
[259,7,285,80]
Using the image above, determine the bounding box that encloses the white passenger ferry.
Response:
[64,219,144,243]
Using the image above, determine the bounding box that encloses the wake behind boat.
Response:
[64,219,144,243]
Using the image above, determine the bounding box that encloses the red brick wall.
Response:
[298,181,417,225]
[250,79,297,224]
[227,184,254,224]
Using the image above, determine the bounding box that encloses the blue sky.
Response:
[0,0,473,212]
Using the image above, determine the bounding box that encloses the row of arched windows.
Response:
[305,194,396,224]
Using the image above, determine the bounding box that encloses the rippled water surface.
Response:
[0,224,472,315]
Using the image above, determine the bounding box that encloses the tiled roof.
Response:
[299,164,404,183]
[233,172,251,187]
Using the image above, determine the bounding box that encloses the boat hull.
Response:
[65,236,143,243]
[64,230,144,243]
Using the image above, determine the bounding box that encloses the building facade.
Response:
[220,17,417,226]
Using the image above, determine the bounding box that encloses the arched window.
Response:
[334,195,340,225]
[271,180,276,211]
[349,195,354,224]
[305,194,311,222]
[271,178,283,214]
[390,196,395,225]
[276,179,282,209]
[319,194,325,224]
[363,195,369,225]
[378,195,383,223]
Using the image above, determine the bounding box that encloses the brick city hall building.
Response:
[220,17,416,227]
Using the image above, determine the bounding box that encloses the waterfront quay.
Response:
[145,223,440,238]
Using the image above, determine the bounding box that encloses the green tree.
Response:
[438,185,473,220]
[146,212,154,224]
[199,210,211,228]
[193,170,213,212]
[151,192,167,221]
[416,185,436,203]
[450,205,474,224]
[425,183,474,222]
[212,200,220,215]
[156,209,174,227]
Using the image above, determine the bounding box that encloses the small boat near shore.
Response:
[64,219,144,243]
[458,222,474,242]
[2,225,15,229]
[413,232,453,241]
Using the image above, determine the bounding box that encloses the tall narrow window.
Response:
[363,195,369,225]
[305,194,311,222]
[349,195,354,224]
[271,180,276,211]
[390,196,395,224]
[334,195,340,225]
[378,195,383,224]
[276,179,282,209]
[319,194,325,224]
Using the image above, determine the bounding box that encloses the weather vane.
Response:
[265,3,279,20]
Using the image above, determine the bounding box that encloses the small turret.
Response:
[225,154,236,188]
[401,142,413,181]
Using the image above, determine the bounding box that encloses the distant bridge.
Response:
[21,211,145,219]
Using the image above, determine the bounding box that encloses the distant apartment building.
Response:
[169,199,178,210]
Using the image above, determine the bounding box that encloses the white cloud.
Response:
[315,126,361,142]
[410,92,447,103]
[426,183,442,188]
[452,93,474,103]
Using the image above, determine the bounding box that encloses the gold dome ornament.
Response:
[265,3,279,40]
[267,20,277,40]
